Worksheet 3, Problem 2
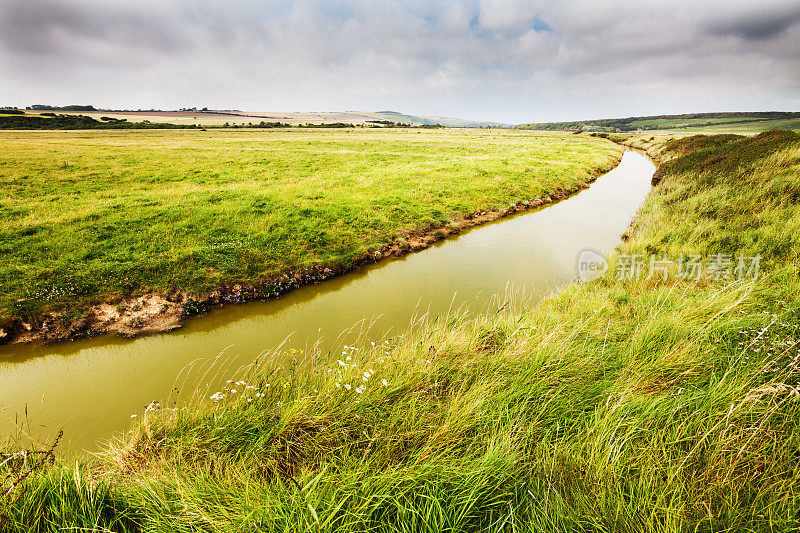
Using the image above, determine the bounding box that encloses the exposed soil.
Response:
[0,161,619,346]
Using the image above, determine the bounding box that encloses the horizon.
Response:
[8,106,800,126]
[1,0,798,124]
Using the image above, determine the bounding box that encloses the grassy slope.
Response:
[0,129,620,326]
[521,112,800,134]
[3,131,800,532]
[627,116,800,132]
[662,118,800,134]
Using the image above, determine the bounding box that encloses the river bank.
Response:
[3,131,797,531]
[0,151,654,454]
[0,129,622,345]
[2,157,617,345]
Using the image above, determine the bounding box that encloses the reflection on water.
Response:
[0,152,655,452]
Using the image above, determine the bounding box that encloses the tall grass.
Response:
[2,131,799,531]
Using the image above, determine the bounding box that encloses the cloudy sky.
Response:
[1,0,798,123]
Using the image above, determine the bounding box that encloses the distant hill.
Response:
[228,110,502,127]
[5,108,502,129]
[518,112,800,133]
[13,108,501,128]
[369,111,503,128]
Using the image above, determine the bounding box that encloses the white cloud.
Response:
[0,0,797,122]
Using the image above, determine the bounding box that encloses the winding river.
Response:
[0,151,655,453]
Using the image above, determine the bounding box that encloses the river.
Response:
[0,151,655,453]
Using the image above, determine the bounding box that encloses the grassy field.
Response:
[629,116,800,133]
[521,112,800,134]
[2,131,798,531]
[0,128,621,332]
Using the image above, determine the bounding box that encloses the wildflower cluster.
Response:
[332,344,391,398]
[736,303,800,398]
[209,379,264,403]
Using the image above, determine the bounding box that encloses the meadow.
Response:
[521,112,800,134]
[0,128,621,335]
[2,131,798,531]
[629,116,800,133]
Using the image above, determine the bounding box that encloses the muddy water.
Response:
[0,152,655,453]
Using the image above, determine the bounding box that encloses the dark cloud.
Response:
[706,3,800,40]
[0,0,190,58]
[0,0,797,122]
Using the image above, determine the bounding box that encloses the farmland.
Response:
[10,109,497,127]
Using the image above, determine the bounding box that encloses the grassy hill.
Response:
[370,111,503,128]
[519,111,800,134]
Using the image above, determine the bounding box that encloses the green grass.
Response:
[630,117,800,134]
[520,112,800,134]
[3,131,799,531]
[659,118,800,133]
[0,128,621,327]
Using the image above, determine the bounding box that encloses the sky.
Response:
[0,0,798,123]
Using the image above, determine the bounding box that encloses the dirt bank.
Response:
[1,159,621,345]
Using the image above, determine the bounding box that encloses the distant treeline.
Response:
[0,114,198,130]
[365,120,412,127]
[0,112,441,130]
[28,104,97,111]
[518,111,800,132]
[221,121,292,128]
[298,122,357,128]
[365,120,443,128]
[296,121,443,129]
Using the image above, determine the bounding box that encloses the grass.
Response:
[641,118,800,134]
[2,131,800,531]
[520,112,800,134]
[0,128,621,328]
[625,115,800,134]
